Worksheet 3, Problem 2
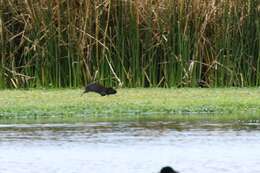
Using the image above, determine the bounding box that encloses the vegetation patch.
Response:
[1,1,259,88]
[1,88,260,123]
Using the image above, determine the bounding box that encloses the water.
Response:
[0,122,260,173]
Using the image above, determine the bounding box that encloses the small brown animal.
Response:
[82,83,117,96]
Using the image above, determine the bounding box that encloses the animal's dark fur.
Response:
[83,83,117,96]
[197,80,210,88]
[160,166,179,173]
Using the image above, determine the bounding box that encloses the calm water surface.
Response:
[0,121,260,173]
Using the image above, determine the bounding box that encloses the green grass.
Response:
[1,88,260,123]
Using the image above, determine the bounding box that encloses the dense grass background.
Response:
[0,0,259,88]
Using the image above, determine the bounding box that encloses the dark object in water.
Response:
[160,166,179,173]
[82,83,117,96]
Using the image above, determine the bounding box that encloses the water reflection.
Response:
[0,121,260,173]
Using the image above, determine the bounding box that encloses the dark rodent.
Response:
[83,83,117,96]
[160,166,179,173]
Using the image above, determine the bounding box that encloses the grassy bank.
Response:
[1,88,260,123]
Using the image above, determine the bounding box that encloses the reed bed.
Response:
[0,0,259,88]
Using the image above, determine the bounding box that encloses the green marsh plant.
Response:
[0,0,259,88]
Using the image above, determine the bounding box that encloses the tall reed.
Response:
[1,0,259,88]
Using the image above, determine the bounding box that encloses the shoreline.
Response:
[1,88,260,123]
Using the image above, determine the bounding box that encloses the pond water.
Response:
[0,121,260,173]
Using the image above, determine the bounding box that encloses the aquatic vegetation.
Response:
[1,88,260,123]
[0,0,259,88]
